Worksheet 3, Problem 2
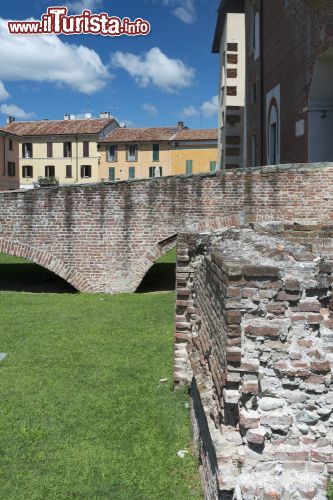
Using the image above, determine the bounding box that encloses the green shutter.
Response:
[186,160,193,174]
[129,166,135,179]
[109,167,115,181]
[152,144,160,161]
[210,161,217,172]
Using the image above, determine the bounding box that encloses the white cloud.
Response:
[112,47,195,93]
[0,104,35,119]
[65,0,102,14]
[0,81,9,100]
[202,95,218,117]
[155,0,196,24]
[182,105,198,117]
[142,103,158,116]
[0,18,110,94]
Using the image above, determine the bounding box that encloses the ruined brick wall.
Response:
[245,0,333,165]
[177,223,333,499]
[1,163,333,293]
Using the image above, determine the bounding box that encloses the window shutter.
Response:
[186,160,193,174]
[83,141,89,157]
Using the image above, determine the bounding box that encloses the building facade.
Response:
[1,114,118,188]
[0,131,20,190]
[213,0,333,168]
[99,123,218,181]
[213,0,246,169]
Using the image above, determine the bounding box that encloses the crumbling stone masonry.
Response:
[174,222,333,499]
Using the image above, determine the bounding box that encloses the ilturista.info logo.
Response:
[8,6,151,37]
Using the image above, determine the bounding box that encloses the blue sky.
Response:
[0,0,220,129]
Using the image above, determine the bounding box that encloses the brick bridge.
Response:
[0,162,332,293]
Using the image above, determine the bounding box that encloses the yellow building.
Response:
[99,123,218,181]
[0,130,20,190]
[1,114,118,189]
[169,128,218,175]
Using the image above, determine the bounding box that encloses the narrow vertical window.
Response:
[210,161,217,172]
[47,142,53,158]
[186,160,193,174]
[152,144,160,161]
[83,141,89,158]
[66,165,72,178]
[129,166,135,179]
[109,167,115,181]
[251,135,257,167]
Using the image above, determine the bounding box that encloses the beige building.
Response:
[212,1,246,169]
[0,130,20,190]
[1,114,118,188]
[99,123,218,181]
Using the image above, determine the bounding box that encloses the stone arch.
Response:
[0,238,91,292]
[132,234,178,292]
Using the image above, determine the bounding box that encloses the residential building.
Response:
[213,0,333,168]
[212,0,246,169]
[170,128,218,175]
[0,113,118,188]
[0,130,20,190]
[98,122,218,181]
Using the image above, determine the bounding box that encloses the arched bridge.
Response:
[0,163,332,293]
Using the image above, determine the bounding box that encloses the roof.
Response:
[99,127,178,143]
[100,127,218,143]
[212,0,245,53]
[171,128,217,141]
[0,118,116,137]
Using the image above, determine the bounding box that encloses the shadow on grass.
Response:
[136,262,176,293]
[0,263,77,293]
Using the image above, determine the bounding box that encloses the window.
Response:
[152,144,160,161]
[81,165,91,178]
[227,86,237,96]
[186,160,193,174]
[149,166,162,177]
[83,141,89,157]
[227,43,238,52]
[109,167,115,181]
[22,143,33,159]
[22,165,33,178]
[251,135,257,167]
[127,145,137,162]
[252,8,260,59]
[47,142,53,158]
[63,142,72,158]
[129,166,135,179]
[7,162,15,177]
[45,165,55,177]
[66,165,72,178]
[108,145,117,162]
[210,161,217,172]
[9,139,13,151]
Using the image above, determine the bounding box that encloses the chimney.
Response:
[99,111,111,119]
[7,116,15,123]
[177,121,184,130]
[64,114,70,120]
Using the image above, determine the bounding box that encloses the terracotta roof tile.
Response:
[100,127,218,143]
[99,127,178,143]
[171,128,218,141]
[0,118,116,136]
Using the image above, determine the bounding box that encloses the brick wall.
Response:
[1,163,333,293]
[245,0,333,165]
[177,222,333,498]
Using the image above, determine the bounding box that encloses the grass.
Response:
[0,250,202,500]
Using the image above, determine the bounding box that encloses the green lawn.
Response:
[0,250,202,499]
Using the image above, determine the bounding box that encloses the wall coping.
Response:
[1,162,333,197]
